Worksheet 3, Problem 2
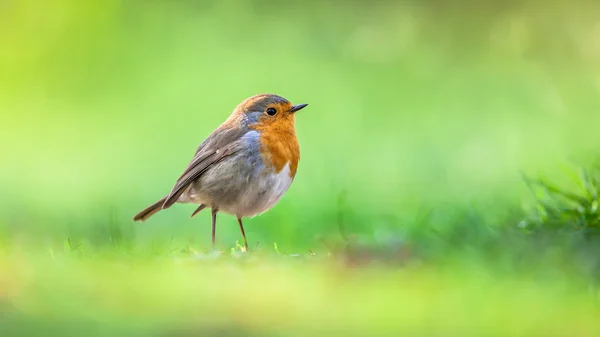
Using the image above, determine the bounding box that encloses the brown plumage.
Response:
[132,93,308,251]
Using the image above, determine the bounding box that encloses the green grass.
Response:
[1,252,600,337]
[3,0,600,335]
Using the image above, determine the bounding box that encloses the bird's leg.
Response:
[237,217,248,252]
[190,204,206,218]
[211,208,218,250]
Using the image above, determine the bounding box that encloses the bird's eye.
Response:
[266,107,277,116]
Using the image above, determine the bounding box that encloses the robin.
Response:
[133,93,308,251]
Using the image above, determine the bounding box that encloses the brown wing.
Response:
[161,126,248,209]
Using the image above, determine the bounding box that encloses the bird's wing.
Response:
[161,126,249,209]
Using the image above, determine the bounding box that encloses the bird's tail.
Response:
[133,197,167,222]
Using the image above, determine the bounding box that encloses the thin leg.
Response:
[190,204,206,218]
[211,208,218,250]
[237,217,248,251]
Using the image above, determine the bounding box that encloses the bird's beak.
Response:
[290,103,308,113]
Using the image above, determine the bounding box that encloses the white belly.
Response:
[183,161,295,218]
[232,162,294,217]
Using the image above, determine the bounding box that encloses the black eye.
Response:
[266,107,277,116]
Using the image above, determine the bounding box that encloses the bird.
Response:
[132,93,308,251]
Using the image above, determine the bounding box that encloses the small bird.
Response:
[133,93,308,251]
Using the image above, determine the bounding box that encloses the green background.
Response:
[2,0,600,335]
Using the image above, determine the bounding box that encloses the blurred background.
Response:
[2,1,600,335]
[3,0,600,250]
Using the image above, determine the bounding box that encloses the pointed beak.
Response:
[290,103,308,113]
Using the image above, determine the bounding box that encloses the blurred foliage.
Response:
[523,164,600,231]
[0,251,598,337]
[3,0,600,246]
[2,0,600,335]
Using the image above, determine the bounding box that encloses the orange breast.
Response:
[251,116,300,177]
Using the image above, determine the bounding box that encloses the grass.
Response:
[2,164,600,336]
[1,253,600,337]
[3,0,600,335]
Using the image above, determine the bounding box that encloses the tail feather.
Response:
[133,197,168,222]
